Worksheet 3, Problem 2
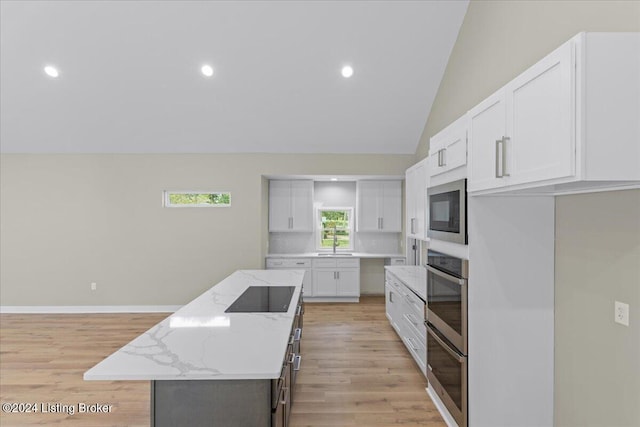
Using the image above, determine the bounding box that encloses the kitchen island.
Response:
[84,269,305,426]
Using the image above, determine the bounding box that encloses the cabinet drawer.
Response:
[402,287,425,319]
[402,327,426,372]
[312,258,360,268]
[386,257,406,266]
[336,258,359,268]
[266,258,311,268]
[402,310,426,346]
[312,258,337,268]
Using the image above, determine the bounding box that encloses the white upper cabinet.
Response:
[405,159,429,240]
[268,180,313,232]
[469,40,574,193]
[357,180,402,232]
[468,32,640,195]
[468,90,507,192]
[506,40,575,186]
[429,115,468,186]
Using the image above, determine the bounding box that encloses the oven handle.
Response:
[426,265,466,286]
[426,323,465,362]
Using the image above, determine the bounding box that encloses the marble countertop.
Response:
[84,270,304,381]
[385,265,427,301]
[266,252,405,259]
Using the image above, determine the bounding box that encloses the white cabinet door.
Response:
[358,180,402,232]
[429,116,467,179]
[268,181,292,231]
[469,39,576,194]
[406,161,428,239]
[289,180,313,231]
[385,282,394,321]
[468,90,507,192]
[356,181,381,232]
[336,269,360,296]
[312,270,337,296]
[268,180,313,232]
[380,181,402,232]
[505,40,575,185]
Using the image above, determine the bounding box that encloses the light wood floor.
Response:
[0,296,445,426]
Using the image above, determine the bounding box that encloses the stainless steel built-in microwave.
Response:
[428,179,467,245]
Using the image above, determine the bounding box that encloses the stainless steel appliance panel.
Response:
[427,323,467,427]
[428,179,467,244]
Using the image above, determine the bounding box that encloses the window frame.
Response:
[316,207,354,251]
[163,191,231,208]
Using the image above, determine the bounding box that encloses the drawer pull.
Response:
[293,355,302,371]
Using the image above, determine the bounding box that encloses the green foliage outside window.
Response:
[166,192,231,207]
[320,210,351,248]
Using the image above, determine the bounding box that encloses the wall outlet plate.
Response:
[614,301,629,326]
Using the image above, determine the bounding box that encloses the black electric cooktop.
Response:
[224,286,295,313]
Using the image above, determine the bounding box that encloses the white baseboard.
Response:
[0,305,181,314]
[426,385,459,427]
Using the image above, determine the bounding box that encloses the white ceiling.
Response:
[0,0,468,154]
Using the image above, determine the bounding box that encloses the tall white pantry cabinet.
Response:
[465,33,639,427]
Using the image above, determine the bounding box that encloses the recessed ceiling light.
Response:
[201,64,214,78]
[331,178,338,181]
[43,65,59,78]
[341,65,354,78]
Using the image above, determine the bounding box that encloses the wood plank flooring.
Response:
[0,296,445,426]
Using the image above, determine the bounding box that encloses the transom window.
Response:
[318,208,353,250]
[163,191,231,207]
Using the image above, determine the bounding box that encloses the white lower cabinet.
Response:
[311,258,360,298]
[265,258,313,297]
[385,271,426,376]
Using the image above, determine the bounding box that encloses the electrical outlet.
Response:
[91,282,97,291]
[614,301,629,326]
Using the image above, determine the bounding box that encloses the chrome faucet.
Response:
[332,226,338,254]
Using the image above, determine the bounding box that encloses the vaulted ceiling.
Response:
[0,0,468,154]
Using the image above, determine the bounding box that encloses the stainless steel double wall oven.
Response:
[425,250,468,427]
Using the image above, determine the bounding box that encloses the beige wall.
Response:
[555,190,640,427]
[0,153,413,306]
[420,1,640,425]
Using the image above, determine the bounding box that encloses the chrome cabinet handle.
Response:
[294,328,302,341]
[502,136,510,177]
[293,355,302,371]
[288,353,296,364]
[441,148,446,167]
[280,387,288,405]
[495,136,510,178]
[495,139,502,178]
[405,313,418,325]
[389,291,394,303]
[380,217,383,230]
[410,218,415,234]
[406,337,419,351]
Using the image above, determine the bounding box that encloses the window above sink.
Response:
[317,207,354,252]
